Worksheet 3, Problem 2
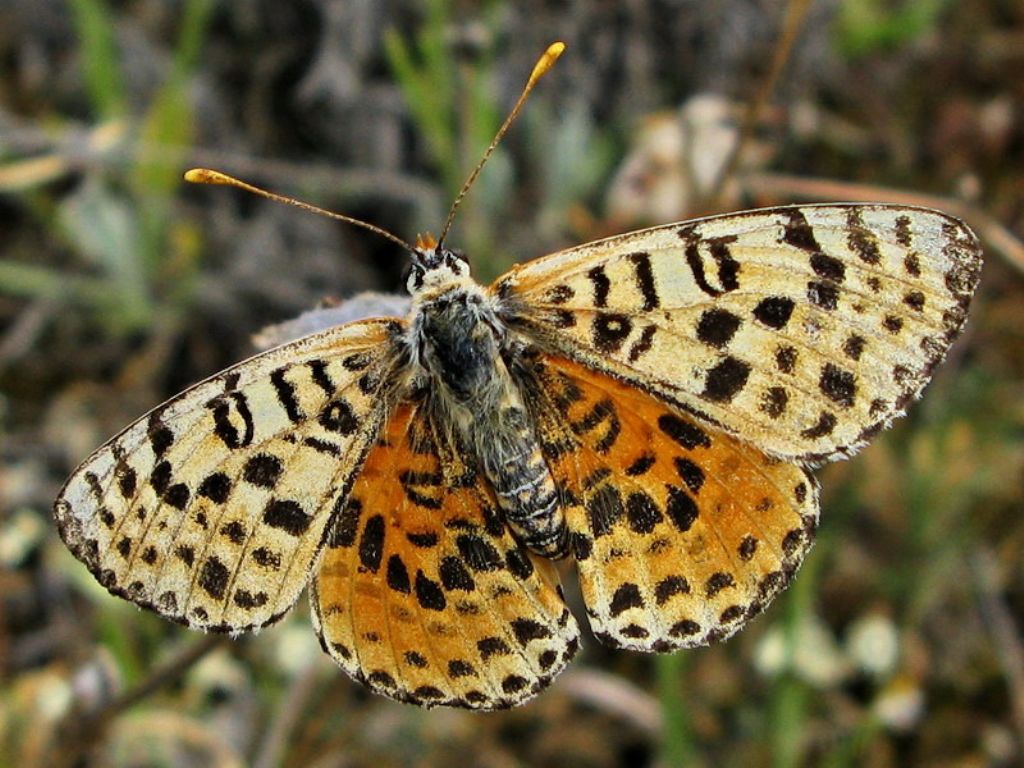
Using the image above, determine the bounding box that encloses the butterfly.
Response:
[53,44,983,710]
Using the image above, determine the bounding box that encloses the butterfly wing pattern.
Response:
[522,355,817,651]
[488,203,980,655]
[312,400,579,708]
[497,205,981,462]
[55,202,982,710]
[55,319,402,633]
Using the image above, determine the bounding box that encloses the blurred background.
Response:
[2,1,1023,766]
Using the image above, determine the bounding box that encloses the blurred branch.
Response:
[970,548,1024,753]
[705,0,815,209]
[253,659,324,768]
[0,120,440,219]
[558,668,661,736]
[56,634,226,767]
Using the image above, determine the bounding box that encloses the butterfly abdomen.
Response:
[478,405,567,558]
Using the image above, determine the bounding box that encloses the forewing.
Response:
[311,400,580,709]
[525,355,818,650]
[496,204,982,461]
[54,319,401,632]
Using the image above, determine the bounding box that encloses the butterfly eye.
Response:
[406,264,426,292]
[441,249,468,276]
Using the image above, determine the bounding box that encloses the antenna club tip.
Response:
[530,41,567,83]
[184,168,228,185]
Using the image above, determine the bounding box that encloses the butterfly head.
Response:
[407,232,472,296]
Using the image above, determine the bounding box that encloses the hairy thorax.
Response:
[409,274,567,557]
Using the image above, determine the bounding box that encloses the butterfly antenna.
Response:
[436,41,566,248]
[183,168,420,258]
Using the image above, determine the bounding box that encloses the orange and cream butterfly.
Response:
[54,43,982,709]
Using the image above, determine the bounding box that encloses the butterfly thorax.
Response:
[408,247,567,558]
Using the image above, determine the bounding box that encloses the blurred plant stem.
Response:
[656,652,695,767]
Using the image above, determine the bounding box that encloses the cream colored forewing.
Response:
[54,318,402,632]
[494,204,981,462]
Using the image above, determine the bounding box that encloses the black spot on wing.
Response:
[330,497,361,548]
[760,386,788,418]
[358,514,385,572]
[884,315,904,334]
[753,297,794,329]
[308,359,336,395]
[586,484,624,537]
[592,313,632,353]
[894,214,913,247]
[263,499,312,536]
[252,547,281,569]
[843,335,866,361]
[655,576,690,604]
[628,251,659,310]
[210,392,255,448]
[478,636,512,659]
[414,571,446,611]
[456,534,503,572]
[781,209,821,253]
[811,253,846,282]
[696,309,742,349]
[544,284,574,305]
[738,535,758,560]
[386,554,411,593]
[320,398,359,435]
[819,363,857,407]
[702,356,751,403]
[440,556,475,591]
[807,281,839,311]
[609,583,644,616]
[666,486,698,532]
[405,651,428,668]
[587,265,611,307]
[406,531,439,548]
[150,461,171,495]
[625,490,662,533]
[673,458,705,493]
[657,414,711,449]
[198,473,232,504]
[708,236,741,291]
[705,571,735,597]
[163,484,190,510]
[116,462,137,499]
[243,453,283,488]
[198,556,229,600]
[904,291,926,311]
[627,324,657,363]
[800,411,837,439]
[220,521,246,544]
[233,589,268,609]
[270,368,304,422]
[303,437,342,455]
[505,548,534,579]
[147,413,174,457]
[511,618,552,645]
[848,208,883,263]
[625,453,656,476]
